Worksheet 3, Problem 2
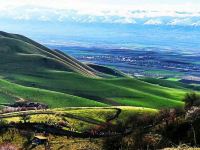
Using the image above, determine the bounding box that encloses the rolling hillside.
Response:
[0,31,100,78]
[0,31,193,109]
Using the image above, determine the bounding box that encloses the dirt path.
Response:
[0,107,123,125]
[107,108,122,122]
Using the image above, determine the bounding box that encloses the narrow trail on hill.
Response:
[107,108,122,122]
[0,108,122,126]
[0,108,127,138]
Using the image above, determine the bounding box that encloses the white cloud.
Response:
[13,14,31,20]
[144,19,163,25]
[38,15,51,21]
[0,0,200,25]
[0,0,200,16]
[167,18,193,26]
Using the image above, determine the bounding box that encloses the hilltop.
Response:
[0,31,103,78]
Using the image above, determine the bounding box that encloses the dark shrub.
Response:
[183,92,200,110]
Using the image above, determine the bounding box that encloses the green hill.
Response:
[87,64,128,78]
[0,31,100,78]
[0,31,194,109]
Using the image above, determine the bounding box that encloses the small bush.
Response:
[183,92,200,109]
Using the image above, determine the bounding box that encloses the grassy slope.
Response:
[141,77,200,91]
[3,107,158,132]
[0,31,193,109]
[0,106,157,150]
[0,32,99,78]
[4,70,186,109]
[87,64,128,78]
[0,78,107,107]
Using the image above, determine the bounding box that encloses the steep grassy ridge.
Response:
[0,31,99,78]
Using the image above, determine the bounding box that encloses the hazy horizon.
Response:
[0,0,200,52]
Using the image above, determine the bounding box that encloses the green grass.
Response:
[61,108,117,122]
[0,31,100,78]
[116,106,158,120]
[0,106,157,150]
[0,31,194,109]
[141,77,200,91]
[0,78,107,108]
[0,92,16,103]
[2,70,188,109]
[87,64,128,78]
[113,98,183,109]
[166,77,181,81]
[2,107,158,132]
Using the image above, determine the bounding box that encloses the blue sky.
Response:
[0,0,200,25]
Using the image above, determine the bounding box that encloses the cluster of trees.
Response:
[103,92,200,150]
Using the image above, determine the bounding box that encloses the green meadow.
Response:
[0,31,198,110]
[1,71,187,109]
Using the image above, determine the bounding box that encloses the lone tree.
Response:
[183,92,200,110]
